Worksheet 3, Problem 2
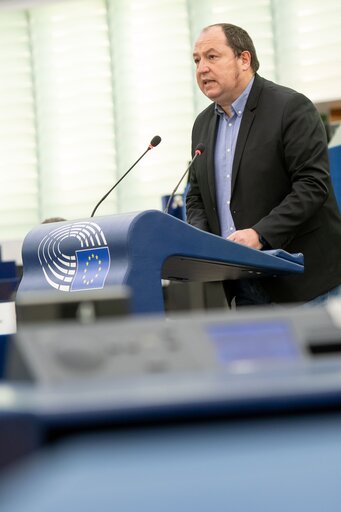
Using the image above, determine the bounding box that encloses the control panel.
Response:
[7,301,341,387]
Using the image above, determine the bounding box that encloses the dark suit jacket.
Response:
[186,74,341,303]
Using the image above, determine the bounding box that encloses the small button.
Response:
[145,358,169,373]
[163,332,179,351]
[104,343,121,356]
[127,342,139,354]
[55,347,104,372]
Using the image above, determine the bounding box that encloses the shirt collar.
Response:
[215,76,255,118]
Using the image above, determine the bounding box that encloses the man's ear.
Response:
[240,50,252,70]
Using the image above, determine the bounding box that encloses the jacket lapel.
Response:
[207,112,219,205]
[231,74,264,193]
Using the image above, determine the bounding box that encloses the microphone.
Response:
[164,143,205,214]
[91,135,162,217]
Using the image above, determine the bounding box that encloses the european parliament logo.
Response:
[38,221,110,292]
[71,247,110,291]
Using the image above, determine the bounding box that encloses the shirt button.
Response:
[227,174,230,178]
[227,148,231,152]
[238,110,242,115]
[228,123,232,127]
[227,201,230,205]
[230,227,234,231]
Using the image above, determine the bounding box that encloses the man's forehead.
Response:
[193,27,227,53]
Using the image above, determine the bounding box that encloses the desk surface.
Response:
[0,412,341,511]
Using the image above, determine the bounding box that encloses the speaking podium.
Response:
[18,210,304,313]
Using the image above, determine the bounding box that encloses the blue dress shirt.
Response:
[214,77,254,239]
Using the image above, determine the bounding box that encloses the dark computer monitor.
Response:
[15,287,131,324]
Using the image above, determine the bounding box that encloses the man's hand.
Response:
[227,228,262,249]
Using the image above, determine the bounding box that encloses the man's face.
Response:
[193,26,249,109]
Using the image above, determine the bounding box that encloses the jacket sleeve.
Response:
[252,92,330,249]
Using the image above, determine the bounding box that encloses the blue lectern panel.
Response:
[18,210,303,313]
[329,145,341,211]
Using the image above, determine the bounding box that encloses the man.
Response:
[186,23,341,306]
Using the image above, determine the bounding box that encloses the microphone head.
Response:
[149,135,162,148]
[195,143,205,155]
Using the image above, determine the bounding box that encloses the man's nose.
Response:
[197,59,209,73]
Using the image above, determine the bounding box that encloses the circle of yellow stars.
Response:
[82,253,102,285]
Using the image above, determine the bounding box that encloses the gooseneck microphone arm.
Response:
[164,143,205,214]
[91,135,162,217]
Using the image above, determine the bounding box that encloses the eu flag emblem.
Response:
[71,247,110,291]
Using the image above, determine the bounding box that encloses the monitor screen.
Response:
[207,320,300,364]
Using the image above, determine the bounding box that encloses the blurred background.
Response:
[0,0,341,246]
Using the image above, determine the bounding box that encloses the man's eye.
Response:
[208,54,217,60]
